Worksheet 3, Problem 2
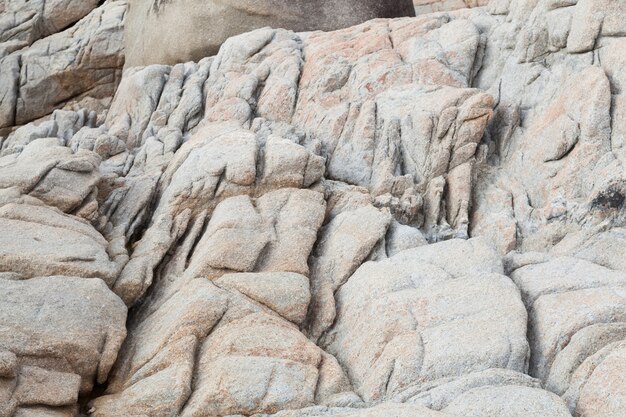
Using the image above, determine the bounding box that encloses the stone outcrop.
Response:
[414,0,489,14]
[0,0,101,48]
[1,0,626,416]
[0,0,126,134]
[322,238,528,403]
[123,0,416,67]
[0,276,126,416]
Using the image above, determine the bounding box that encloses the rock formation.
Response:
[1,0,626,416]
[0,0,126,135]
[414,0,489,14]
[123,0,416,67]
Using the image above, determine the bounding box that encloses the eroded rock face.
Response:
[470,0,626,256]
[1,0,626,416]
[0,0,101,48]
[124,0,416,67]
[0,276,126,416]
[0,0,126,133]
[323,238,529,403]
[414,0,489,14]
[503,228,626,416]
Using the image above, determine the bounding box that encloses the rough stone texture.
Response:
[0,137,101,212]
[322,238,529,403]
[414,0,489,15]
[506,229,626,416]
[1,0,626,416]
[91,279,356,417]
[470,0,626,256]
[442,385,572,417]
[123,0,416,67]
[259,403,457,417]
[0,0,126,132]
[0,276,126,416]
[0,0,100,48]
[0,197,125,283]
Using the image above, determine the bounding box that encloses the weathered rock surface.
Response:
[91,279,355,417]
[259,403,457,417]
[470,0,626,256]
[323,238,529,402]
[123,0,416,67]
[0,276,126,416]
[1,0,626,416]
[414,0,489,14]
[0,0,126,132]
[442,385,572,417]
[504,228,626,416]
[0,0,101,48]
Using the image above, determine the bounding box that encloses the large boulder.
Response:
[0,0,101,48]
[322,238,530,403]
[123,0,416,67]
[3,0,626,416]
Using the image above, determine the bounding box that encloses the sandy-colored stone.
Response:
[216,272,311,325]
[323,238,528,402]
[94,279,354,417]
[443,385,571,417]
[414,0,489,15]
[258,402,457,417]
[0,276,126,411]
[2,1,626,416]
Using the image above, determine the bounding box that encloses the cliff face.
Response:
[1,1,626,417]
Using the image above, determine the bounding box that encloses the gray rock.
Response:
[93,279,355,417]
[0,0,125,130]
[443,385,572,417]
[215,272,311,325]
[124,0,415,67]
[563,341,626,417]
[257,402,457,417]
[414,0,489,15]
[0,202,122,284]
[0,0,100,47]
[2,1,626,415]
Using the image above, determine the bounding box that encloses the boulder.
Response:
[259,403,456,417]
[124,0,415,67]
[323,238,529,403]
[413,0,489,15]
[92,279,355,417]
[0,202,122,284]
[0,0,100,47]
[442,385,572,417]
[1,1,626,416]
